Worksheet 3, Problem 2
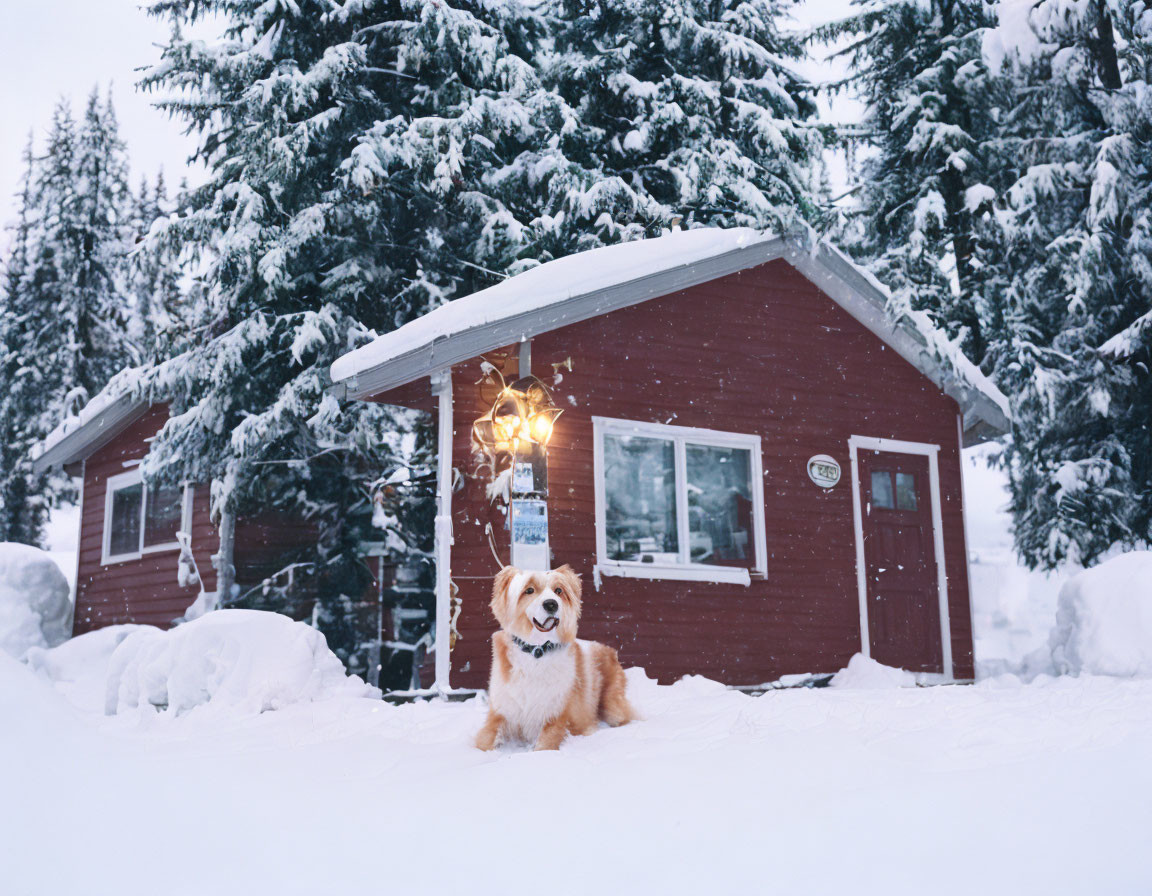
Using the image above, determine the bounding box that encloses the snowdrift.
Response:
[0,542,72,658]
[830,653,917,688]
[25,624,153,713]
[1050,551,1152,677]
[103,609,379,716]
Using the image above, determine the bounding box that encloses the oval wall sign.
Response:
[807,454,841,488]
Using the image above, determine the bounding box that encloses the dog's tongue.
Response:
[535,617,558,632]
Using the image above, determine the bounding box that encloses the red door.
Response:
[857,450,943,672]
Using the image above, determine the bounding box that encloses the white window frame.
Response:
[592,416,768,586]
[101,468,193,565]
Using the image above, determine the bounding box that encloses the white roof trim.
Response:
[32,367,152,474]
[332,228,1010,444]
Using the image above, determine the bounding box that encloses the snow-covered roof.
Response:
[332,228,1010,444]
[32,366,152,474]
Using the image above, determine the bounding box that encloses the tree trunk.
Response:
[941,166,986,362]
[214,507,236,608]
[1094,0,1122,90]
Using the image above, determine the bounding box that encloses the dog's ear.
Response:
[490,565,520,626]
[554,564,582,608]
[553,565,582,643]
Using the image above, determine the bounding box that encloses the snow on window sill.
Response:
[594,563,753,586]
[101,541,182,567]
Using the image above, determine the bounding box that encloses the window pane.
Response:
[870,471,895,509]
[143,484,185,548]
[604,435,679,563]
[108,483,143,557]
[895,472,918,511]
[686,444,754,566]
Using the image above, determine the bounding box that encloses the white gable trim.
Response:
[32,394,150,474]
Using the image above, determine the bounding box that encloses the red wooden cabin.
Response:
[331,229,1010,689]
[32,397,317,633]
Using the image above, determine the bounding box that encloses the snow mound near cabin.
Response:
[829,653,917,688]
[1050,551,1152,678]
[104,610,379,716]
[25,624,154,713]
[0,542,72,659]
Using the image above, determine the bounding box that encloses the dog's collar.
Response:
[509,634,566,659]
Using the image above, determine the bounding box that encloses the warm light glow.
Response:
[495,415,523,442]
[529,411,555,444]
[473,370,564,458]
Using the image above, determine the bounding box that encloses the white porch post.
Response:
[432,369,454,694]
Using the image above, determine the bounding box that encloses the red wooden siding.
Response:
[442,258,975,688]
[73,405,217,634]
[233,516,319,592]
[73,404,340,634]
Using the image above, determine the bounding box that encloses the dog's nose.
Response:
[542,599,559,615]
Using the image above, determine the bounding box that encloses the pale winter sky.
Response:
[0,0,207,243]
[0,0,858,241]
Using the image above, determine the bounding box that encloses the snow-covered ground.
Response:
[6,455,1149,894]
[5,646,1152,895]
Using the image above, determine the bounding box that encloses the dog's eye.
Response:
[553,587,563,595]
[524,587,535,595]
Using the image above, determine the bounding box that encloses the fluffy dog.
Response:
[475,565,635,751]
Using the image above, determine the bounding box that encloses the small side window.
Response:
[870,471,895,509]
[102,469,189,564]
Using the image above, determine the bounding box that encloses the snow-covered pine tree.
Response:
[539,0,825,253]
[70,87,135,387]
[139,0,829,671]
[0,135,50,545]
[138,0,587,669]
[818,0,1001,364]
[991,0,1152,567]
[1,92,135,543]
[128,170,186,361]
[19,93,133,421]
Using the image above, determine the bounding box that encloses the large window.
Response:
[593,417,767,585]
[102,468,192,564]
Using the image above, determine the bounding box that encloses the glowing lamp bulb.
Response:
[529,413,554,444]
[495,415,522,442]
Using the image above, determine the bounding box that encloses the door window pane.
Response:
[604,434,679,563]
[144,484,185,547]
[870,471,895,509]
[685,444,753,566]
[895,472,918,511]
[108,483,143,557]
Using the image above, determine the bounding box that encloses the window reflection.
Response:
[144,483,185,547]
[109,483,143,557]
[895,472,918,511]
[685,445,753,566]
[870,471,895,509]
[604,435,679,563]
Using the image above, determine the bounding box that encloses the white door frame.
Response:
[848,435,953,681]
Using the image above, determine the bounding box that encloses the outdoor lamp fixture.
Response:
[472,374,563,458]
[472,364,562,569]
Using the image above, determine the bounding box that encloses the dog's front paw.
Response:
[475,732,499,751]
[475,711,506,751]
[532,727,566,751]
